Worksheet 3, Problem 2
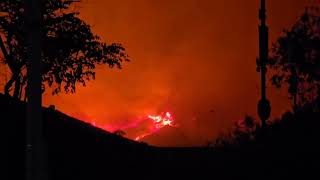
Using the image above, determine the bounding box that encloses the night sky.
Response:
[42,0,314,145]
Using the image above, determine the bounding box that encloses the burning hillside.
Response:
[135,112,178,141]
[85,111,178,142]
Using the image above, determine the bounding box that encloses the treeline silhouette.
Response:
[2,93,320,180]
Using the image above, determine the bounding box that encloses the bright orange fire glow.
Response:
[135,112,177,141]
[41,0,308,146]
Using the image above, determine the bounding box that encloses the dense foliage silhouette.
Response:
[0,0,129,99]
[269,7,320,107]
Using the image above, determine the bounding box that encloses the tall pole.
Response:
[257,0,271,128]
[25,0,48,180]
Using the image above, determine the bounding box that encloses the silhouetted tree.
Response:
[0,0,129,99]
[268,7,320,108]
[210,115,258,149]
[232,115,258,145]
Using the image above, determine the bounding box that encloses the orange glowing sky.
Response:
[41,0,314,145]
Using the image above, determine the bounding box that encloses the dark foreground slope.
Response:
[1,94,157,180]
[1,94,320,180]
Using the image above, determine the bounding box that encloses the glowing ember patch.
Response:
[135,112,177,141]
[148,112,174,129]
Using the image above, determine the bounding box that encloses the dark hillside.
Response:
[1,94,153,179]
[2,93,320,179]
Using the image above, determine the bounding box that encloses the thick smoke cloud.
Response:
[43,0,312,145]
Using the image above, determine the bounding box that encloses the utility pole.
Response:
[25,0,48,180]
[257,0,271,128]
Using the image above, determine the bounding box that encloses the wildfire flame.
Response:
[135,112,176,141]
[85,111,177,142]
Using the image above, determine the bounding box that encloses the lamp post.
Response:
[25,0,48,180]
[257,0,271,128]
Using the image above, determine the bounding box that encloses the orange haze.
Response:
[42,0,314,146]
